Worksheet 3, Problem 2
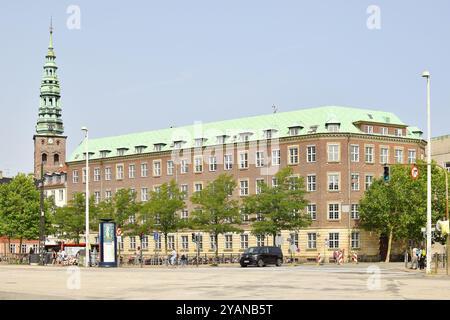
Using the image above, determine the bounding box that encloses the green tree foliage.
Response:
[0,174,53,251]
[190,174,241,264]
[242,167,310,245]
[140,180,185,255]
[359,160,447,262]
[53,192,98,244]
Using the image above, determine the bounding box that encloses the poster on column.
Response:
[100,222,117,266]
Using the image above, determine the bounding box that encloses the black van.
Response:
[240,246,283,267]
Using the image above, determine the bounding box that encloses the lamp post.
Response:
[422,71,432,274]
[39,162,45,265]
[82,127,90,268]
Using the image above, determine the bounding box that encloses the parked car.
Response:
[240,246,283,267]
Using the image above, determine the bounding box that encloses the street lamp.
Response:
[82,127,90,268]
[422,70,432,274]
[39,161,45,266]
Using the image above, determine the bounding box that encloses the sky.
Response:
[1,1,449,176]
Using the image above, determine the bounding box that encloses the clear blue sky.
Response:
[1,1,449,176]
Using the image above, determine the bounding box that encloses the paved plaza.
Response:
[0,263,449,300]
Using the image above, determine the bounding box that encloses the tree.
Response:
[140,180,185,256]
[242,167,310,245]
[359,160,447,262]
[190,174,241,265]
[53,192,98,244]
[0,174,53,253]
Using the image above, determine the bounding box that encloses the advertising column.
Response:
[99,219,117,267]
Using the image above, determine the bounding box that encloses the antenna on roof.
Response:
[272,105,278,113]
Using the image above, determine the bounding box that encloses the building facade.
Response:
[65,106,426,261]
[431,135,450,172]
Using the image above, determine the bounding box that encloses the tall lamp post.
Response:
[82,127,90,268]
[39,162,45,265]
[422,71,432,274]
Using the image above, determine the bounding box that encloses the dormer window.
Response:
[173,140,185,149]
[365,125,373,134]
[117,148,129,156]
[325,116,340,133]
[327,124,340,133]
[135,145,148,154]
[194,138,207,148]
[380,127,388,135]
[216,135,229,144]
[83,151,95,160]
[395,128,403,137]
[99,150,111,158]
[153,143,166,152]
[263,129,277,139]
[239,132,253,142]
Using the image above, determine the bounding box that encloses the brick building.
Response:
[65,106,425,261]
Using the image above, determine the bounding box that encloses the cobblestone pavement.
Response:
[0,263,449,300]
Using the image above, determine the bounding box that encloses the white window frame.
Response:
[239,179,249,196]
[328,203,340,220]
[350,145,359,162]
[288,146,299,165]
[141,163,148,177]
[116,164,124,180]
[224,154,233,170]
[72,170,79,183]
[365,174,374,190]
[141,188,148,202]
[181,159,188,174]
[209,156,217,172]
[380,147,389,164]
[153,160,162,177]
[255,151,264,168]
[105,167,112,181]
[307,174,317,192]
[365,145,374,164]
[351,173,360,191]
[328,233,340,249]
[271,149,280,166]
[129,164,136,179]
[307,204,317,220]
[167,160,174,175]
[307,145,316,163]
[408,149,416,164]
[239,151,249,169]
[327,143,340,162]
[194,156,203,173]
[351,204,360,220]
[395,148,404,164]
[307,233,317,249]
[327,172,340,191]
[351,231,360,249]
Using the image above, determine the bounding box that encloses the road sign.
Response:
[116,227,122,237]
[411,165,419,180]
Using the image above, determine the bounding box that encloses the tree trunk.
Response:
[164,233,168,256]
[273,233,276,246]
[7,237,11,256]
[385,228,393,263]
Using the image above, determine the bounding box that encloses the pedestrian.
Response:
[180,254,187,267]
[170,248,177,266]
[52,250,57,265]
[135,247,141,265]
[419,248,426,270]
[411,247,418,269]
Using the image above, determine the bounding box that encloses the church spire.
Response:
[35,22,64,135]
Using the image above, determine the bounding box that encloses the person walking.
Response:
[170,248,177,266]
[52,250,57,265]
[419,248,426,270]
[411,247,418,269]
[180,254,187,267]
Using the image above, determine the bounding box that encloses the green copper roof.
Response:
[68,106,423,162]
[35,26,64,136]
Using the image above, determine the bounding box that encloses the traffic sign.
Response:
[411,165,419,180]
[116,227,122,237]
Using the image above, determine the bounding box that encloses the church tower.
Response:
[33,22,67,178]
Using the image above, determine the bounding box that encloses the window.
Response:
[225,234,233,249]
[105,190,112,201]
[116,164,124,180]
[224,154,233,170]
[271,149,280,166]
[153,160,161,176]
[328,173,340,191]
[288,146,299,164]
[351,232,360,249]
[365,146,374,163]
[307,204,317,220]
[217,136,227,144]
[209,156,217,172]
[395,149,403,164]
[351,173,360,191]
[351,204,360,220]
[168,236,175,250]
[240,133,252,142]
[141,163,148,177]
[42,153,48,163]
[350,145,359,162]
[105,167,112,181]
[141,188,148,202]
[239,180,249,196]
[241,212,249,222]
[154,185,161,193]
[197,235,203,251]
[167,161,174,175]
[117,148,127,156]
[328,203,340,220]
[264,129,275,139]
[256,179,264,194]
[380,127,388,135]
[327,124,340,132]
[408,150,416,164]
[173,141,184,149]
[142,236,148,250]
[239,152,249,169]
[180,184,188,199]
[82,168,87,183]
[395,128,403,137]
[181,236,189,250]
[94,168,100,181]
[194,156,203,173]
[380,147,389,164]
[155,236,161,250]
[328,233,339,249]
[181,159,188,173]
[256,151,264,167]
[21,244,27,254]
[129,164,136,179]
[130,237,136,250]
[100,150,110,158]
[154,143,165,152]
[365,175,374,190]
[194,138,204,148]
[256,212,264,221]
[272,177,278,188]
[365,125,373,134]
[194,183,203,193]
[9,244,16,254]
[256,235,265,247]
[307,233,317,249]
[240,234,249,249]
[135,146,147,154]
[119,237,124,250]
[94,191,101,204]
[72,170,79,183]
[129,214,136,224]
[289,127,300,136]
[210,235,217,250]
[307,174,316,192]
[181,210,188,220]
[307,146,316,162]
[327,144,340,162]
[58,189,64,201]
